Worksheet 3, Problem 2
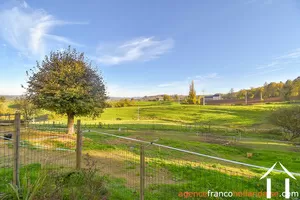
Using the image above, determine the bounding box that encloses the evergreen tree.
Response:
[187,81,197,104]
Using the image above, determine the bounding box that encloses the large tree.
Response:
[26,47,107,134]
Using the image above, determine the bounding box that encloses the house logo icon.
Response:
[260,162,296,199]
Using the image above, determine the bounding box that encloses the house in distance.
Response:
[205,94,222,101]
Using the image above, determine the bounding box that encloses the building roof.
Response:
[205,94,222,98]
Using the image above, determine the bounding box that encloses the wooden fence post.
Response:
[140,145,145,200]
[76,120,82,170]
[13,112,21,187]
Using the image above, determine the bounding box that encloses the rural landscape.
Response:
[1,0,300,199]
[1,62,300,199]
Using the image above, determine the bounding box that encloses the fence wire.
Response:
[82,130,141,199]
[0,119,76,194]
[83,128,300,200]
[0,125,14,193]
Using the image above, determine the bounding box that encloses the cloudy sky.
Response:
[1,0,300,97]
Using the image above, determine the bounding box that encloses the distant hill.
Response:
[0,95,20,100]
[108,96,144,101]
[140,94,186,101]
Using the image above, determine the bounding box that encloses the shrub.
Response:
[269,106,300,140]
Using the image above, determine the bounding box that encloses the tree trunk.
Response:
[67,113,75,134]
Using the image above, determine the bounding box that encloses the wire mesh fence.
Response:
[143,144,259,199]
[1,116,299,199]
[81,130,141,199]
[82,128,300,200]
[0,124,14,193]
[78,122,282,135]
[21,125,76,168]
[0,114,76,195]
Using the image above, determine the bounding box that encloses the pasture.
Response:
[77,127,300,199]
[2,124,297,199]
[1,101,300,199]
[49,101,292,129]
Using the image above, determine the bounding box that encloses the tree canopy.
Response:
[163,94,172,101]
[222,76,300,101]
[26,47,107,134]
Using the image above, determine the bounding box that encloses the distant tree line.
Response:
[160,81,202,105]
[222,76,300,101]
[107,98,136,108]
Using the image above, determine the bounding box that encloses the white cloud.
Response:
[95,37,174,65]
[256,61,279,69]
[157,81,183,88]
[276,48,300,60]
[43,34,84,47]
[250,48,300,77]
[246,67,285,77]
[0,0,86,58]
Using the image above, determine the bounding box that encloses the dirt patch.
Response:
[0,142,75,169]
[84,150,176,189]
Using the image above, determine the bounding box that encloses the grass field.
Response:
[1,123,299,199]
[45,102,293,130]
[2,100,293,129]
[83,128,300,199]
[1,101,300,199]
[84,128,300,174]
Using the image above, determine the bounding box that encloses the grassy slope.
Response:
[75,102,289,128]
[1,125,298,199]
[4,100,290,129]
[82,129,300,199]
[84,129,300,173]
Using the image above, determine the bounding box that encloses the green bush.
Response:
[269,106,300,140]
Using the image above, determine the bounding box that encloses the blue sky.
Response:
[1,0,300,97]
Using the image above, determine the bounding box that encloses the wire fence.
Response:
[0,114,76,195]
[33,120,283,136]
[83,129,300,200]
[81,138,141,199]
[88,122,283,135]
[0,124,14,194]
[1,115,300,199]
